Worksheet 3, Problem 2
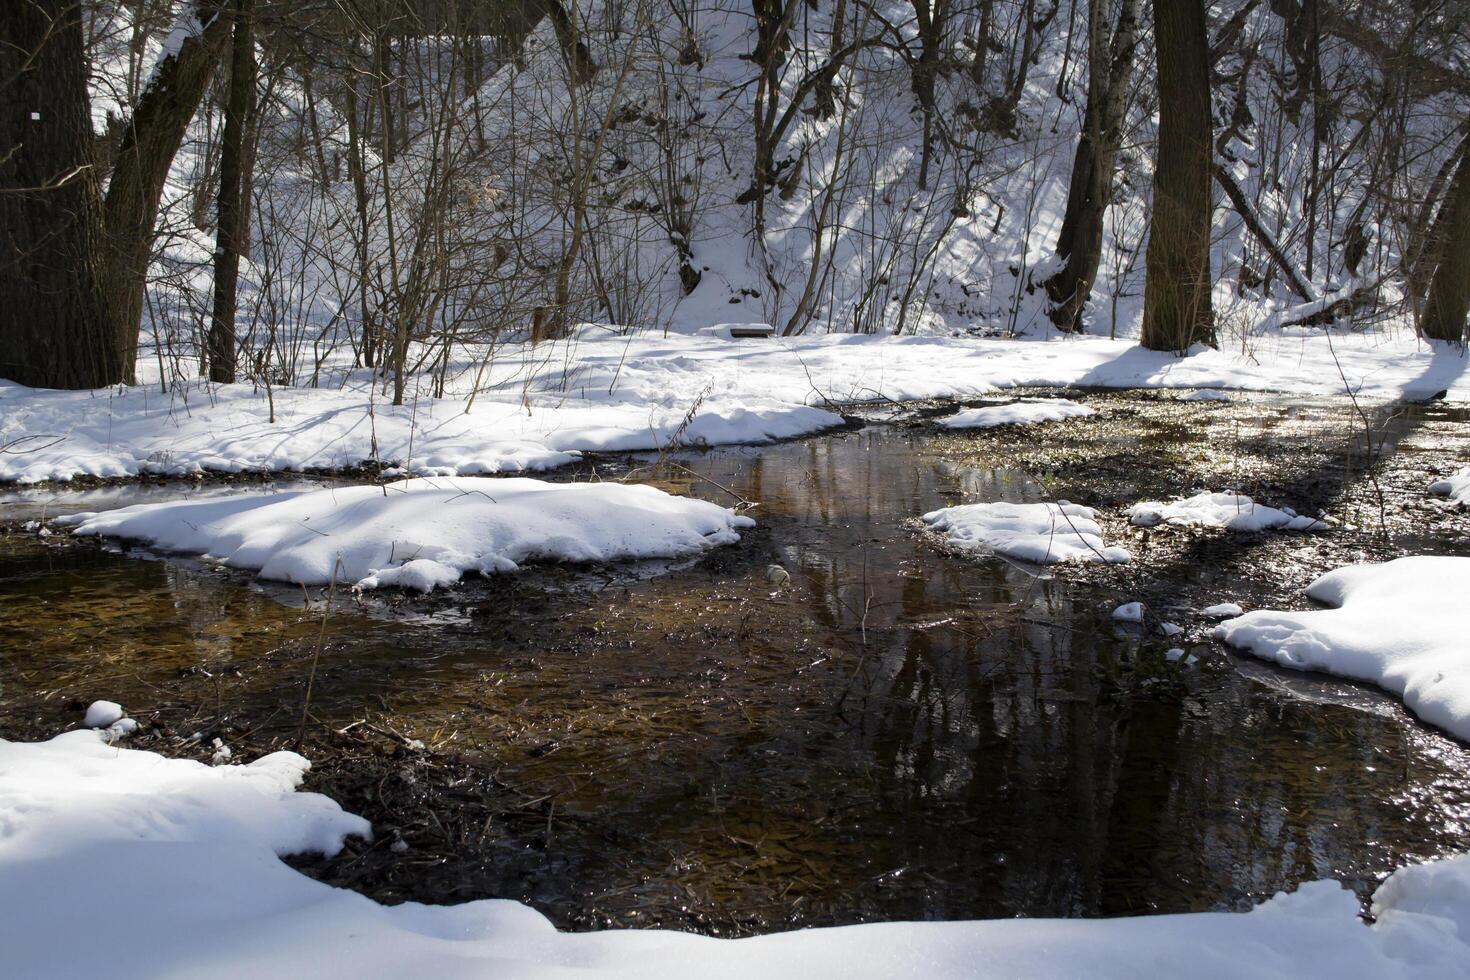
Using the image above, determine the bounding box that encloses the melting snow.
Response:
[1112,602,1145,622]
[57,478,754,592]
[922,501,1132,565]
[1129,492,1326,531]
[938,398,1094,430]
[1215,556,1470,742]
[1429,465,1470,503]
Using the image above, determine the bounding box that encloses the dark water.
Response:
[2,392,1469,933]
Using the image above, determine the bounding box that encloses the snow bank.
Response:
[1129,492,1326,531]
[58,477,754,591]
[3,329,1465,486]
[3,729,1469,979]
[0,377,844,484]
[1429,465,1470,503]
[1215,557,1470,742]
[938,398,1094,430]
[922,502,1132,565]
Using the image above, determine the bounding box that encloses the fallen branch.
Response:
[1214,162,1317,302]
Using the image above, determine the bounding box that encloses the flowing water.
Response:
[2,391,1468,934]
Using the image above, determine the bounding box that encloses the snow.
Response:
[1429,466,1470,503]
[83,700,124,728]
[3,728,1470,979]
[57,478,755,592]
[1112,602,1144,622]
[1202,602,1245,619]
[938,398,1094,430]
[2,330,1466,486]
[922,502,1132,565]
[106,717,139,740]
[1179,389,1233,402]
[1215,557,1470,743]
[1129,492,1327,532]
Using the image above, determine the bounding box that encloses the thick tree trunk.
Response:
[101,5,231,382]
[0,0,115,389]
[1045,0,1141,332]
[1421,137,1470,343]
[208,0,257,384]
[1140,0,1215,352]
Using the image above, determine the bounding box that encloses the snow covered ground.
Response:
[921,501,1132,565]
[938,398,1094,430]
[1129,492,1327,532]
[56,478,754,591]
[1216,556,1470,743]
[2,726,1469,980]
[2,329,1465,484]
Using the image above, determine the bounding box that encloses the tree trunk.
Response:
[1045,0,1141,332]
[101,7,231,382]
[208,0,257,384]
[1140,0,1215,352]
[0,0,115,389]
[1421,137,1470,343]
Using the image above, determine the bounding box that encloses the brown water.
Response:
[2,392,1469,934]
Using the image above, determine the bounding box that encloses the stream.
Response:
[2,390,1468,935]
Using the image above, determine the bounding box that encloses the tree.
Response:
[1044,0,1142,333]
[0,0,229,390]
[1421,132,1470,344]
[0,0,113,388]
[208,0,258,384]
[1140,0,1214,352]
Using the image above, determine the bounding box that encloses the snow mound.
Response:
[3,729,1470,978]
[1202,602,1244,619]
[58,477,755,592]
[1129,492,1326,531]
[83,700,123,728]
[1215,556,1470,742]
[938,398,1094,430]
[922,501,1132,565]
[1112,602,1144,622]
[1429,465,1470,503]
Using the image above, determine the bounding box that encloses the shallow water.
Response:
[2,391,1469,933]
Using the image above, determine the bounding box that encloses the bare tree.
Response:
[1043,0,1141,332]
[207,0,258,383]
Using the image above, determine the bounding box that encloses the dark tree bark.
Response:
[0,1,230,389]
[907,0,951,192]
[1044,0,1141,332]
[0,0,114,389]
[208,0,257,384]
[1407,127,1470,312]
[1140,0,1215,352]
[1421,135,1470,344]
[537,0,596,86]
